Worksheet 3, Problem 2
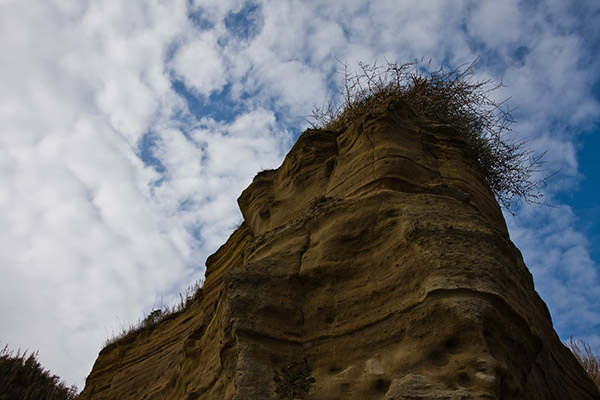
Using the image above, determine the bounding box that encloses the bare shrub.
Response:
[566,337,600,388]
[310,60,549,211]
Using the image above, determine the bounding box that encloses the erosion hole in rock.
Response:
[374,377,391,393]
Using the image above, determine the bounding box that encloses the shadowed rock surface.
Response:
[78,99,600,399]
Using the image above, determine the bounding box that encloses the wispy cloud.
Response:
[0,0,598,389]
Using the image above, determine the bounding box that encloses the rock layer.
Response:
[79,100,599,399]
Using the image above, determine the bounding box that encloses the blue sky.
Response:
[0,0,599,389]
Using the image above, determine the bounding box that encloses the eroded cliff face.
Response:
[79,100,600,400]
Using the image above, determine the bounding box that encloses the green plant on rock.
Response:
[274,359,315,399]
[310,59,550,211]
[142,309,164,328]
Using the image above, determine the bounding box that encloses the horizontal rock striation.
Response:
[79,99,599,399]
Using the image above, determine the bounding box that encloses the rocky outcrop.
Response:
[79,99,600,399]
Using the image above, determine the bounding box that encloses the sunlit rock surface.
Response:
[79,100,599,399]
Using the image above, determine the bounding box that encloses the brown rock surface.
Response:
[79,99,600,399]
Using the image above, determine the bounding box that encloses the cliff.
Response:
[78,99,600,399]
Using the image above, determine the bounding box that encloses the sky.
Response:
[0,0,599,390]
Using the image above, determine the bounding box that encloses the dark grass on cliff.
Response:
[309,59,549,211]
[102,280,203,351]
[0,345,78,400]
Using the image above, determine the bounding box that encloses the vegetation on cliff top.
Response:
[103,280,203,349]
[0,345,78,400]
[309,60,549,211]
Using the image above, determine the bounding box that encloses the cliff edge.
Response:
[79,99,600,399]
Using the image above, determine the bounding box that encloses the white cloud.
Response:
[0,0,196,387]
[507,204,600,337]
[149,108,289,251]
[468,0,523,48]
[170,32,228,97]
[189,0,245,19]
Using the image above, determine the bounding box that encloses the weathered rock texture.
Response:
[79,100,600,399]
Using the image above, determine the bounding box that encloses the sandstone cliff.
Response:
[79,99,600,399]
